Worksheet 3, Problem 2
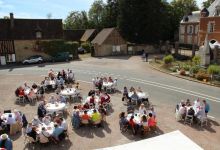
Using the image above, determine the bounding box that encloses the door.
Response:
[0,56,6,65]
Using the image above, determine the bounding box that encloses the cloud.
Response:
[0,0,14,9]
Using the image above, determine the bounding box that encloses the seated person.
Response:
[187,107,195,116]
[137,87,142,92]
[186,99,191,106]
[6,114,16,125]
[26,123,32,134]
[127,100,134,114]
[81,110,90,121]
[42,116,51,125]
[18,87,25,97]
[88,90,95,96]
[0,134,13,150]
[148,113,157,128]
[100,93,110,104]
[98,105,107,121]
[68,70,74,82]
[128,116,138,135]
[24,82,30,90]
[32,83,38,89]
[122,86,129,101]
[75,82,80,90]
[39,127,50,144]
[195,106,206,120]
[31,116,41,126]
[178,104,186,118]
[130,91,138,100]
[139,103,147,115]
[54,116,62,125]
[59,95,66,103]
[27,127,37,141]
[60,118,68,132]
[141,115,148,128]
[89,95,95,104]
[83,103,90,110]
[108,77,113,83]
[129,86,135,92]
[91,109,101,123]
[52,123,64,141]
[57,72,62,79]
[119,112,128,130]
[48,95,57,103]
[149,107,156,118]
[44,77,50,86]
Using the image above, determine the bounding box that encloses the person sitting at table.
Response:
[52,123,64,142]
[127,99,134,114]
[32,83,38,89]
[54,115,62,126]
[139,103,147,115]
[100,92,110,104]
[49,95,57,104]
[39,127,50,144]
[141,115,149,134]
[0,134,13,150]
[108,77,113,83]
[32,116,41,127]
[26,123,32,134]
[137,87,142,92]
[61,70,66,80]
[60,118,68,132]
[91,109,102,125]
[178,104,186,119]
[24,82,30,90]
[203,100,210,116]
[44,77,50,86]
[75,82,80,90]
[37,102,47,119]
[57,71,62,79]
[194,98,201,109]
[130,91,139,102]
[6,114,16,133]
[98,78,103,91]
[81,110,90,123]
[195,106,206,120]
[89,95,95,104]
[58,95,66,103]
[68,70,75,83]
[72,110,80,129]
[186,99,191,106]
[42,116,51,125]
[27,126,37,141]
[83,103,90,110]
[59,77,65,85]
[122,86,129,101]
[149,107,156,118]
[119,112,128,131]
[27,89,36,102]
[18,86,25,97]
[148,113,157,130]
[128,116,138,135]
[129,86,135,92]
[98,105,107,121]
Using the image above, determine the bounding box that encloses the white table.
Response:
[103,82,114,88]
[60,88,78,96]
[127,113,143,125]
[85,96,100,104]
[1,113,15,120]
[45,103,66,113]
[128,92,149,100]
[36,122,54,135]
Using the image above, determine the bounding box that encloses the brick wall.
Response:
[14,40,51,62]
[199,17,220,45]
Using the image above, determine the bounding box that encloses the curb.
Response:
[148,63,220,88]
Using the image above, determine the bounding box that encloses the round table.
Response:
[1,113,15,120]
[45,103,66,113]
[103,82,114,88]
[128,92,149,100]
[60,88,77,96]
[36,122,54,135]
[85,96,100,104]
[127,113,143,125]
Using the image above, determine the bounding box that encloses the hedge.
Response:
[207,65,220,75]
[81,42,91,53]
[39,40,79,57]
[163,55,174,64]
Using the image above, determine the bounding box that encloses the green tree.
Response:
[88,0,106,29]
[203,0,214,8]
[64,11,89,29]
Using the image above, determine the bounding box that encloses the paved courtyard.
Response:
[0,56,220,150]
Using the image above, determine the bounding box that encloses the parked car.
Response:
[22,55,44,64]
[78,47,86,54]
[51,52,70,62]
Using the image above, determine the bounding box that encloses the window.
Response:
[180,25,185,34]
[36,31,42,39]
[187,25,193,34]
[6,54,15,62]
[112,46,116,52]
[208,22,215,33]
[116,46,120,52]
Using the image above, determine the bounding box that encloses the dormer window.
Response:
[215,5,220,16]
[208,22,215,33]
[36,31,42,39]
[187,25,193,34]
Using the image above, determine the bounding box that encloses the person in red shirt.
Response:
[129,116,138,135]
[83,103,90,110]
[18,87,25,96]
[81,111,90,120]
[148,113,157,130]
[89,95,95,104]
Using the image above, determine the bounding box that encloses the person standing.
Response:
[145,52,148,62]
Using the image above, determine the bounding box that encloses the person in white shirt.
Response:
[26,123,32,134]
[39,127,50,144]
[178,104,186,118]
[60,118,68,131]
[68,70,74,82]
[139,103,147,115]
[6,114,16,125]
[24,82,30,90]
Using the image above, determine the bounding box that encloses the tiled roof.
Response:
[91,28,115,45]
[80,29,96,42]
[180,11,201,23]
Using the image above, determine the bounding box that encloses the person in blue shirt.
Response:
[0,134,13,150]
[52,123,64,141]
[203,100,210,115]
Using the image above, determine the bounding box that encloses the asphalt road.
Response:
[0,56,220,120]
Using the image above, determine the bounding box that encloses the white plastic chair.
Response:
[184,115,193,126]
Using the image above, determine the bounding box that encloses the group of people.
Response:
[25,114,68,144]
[0,109,28,136]
[93,76,116,91]
[176,98,210,123]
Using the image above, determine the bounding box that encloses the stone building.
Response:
[0,13,63,65]
[91,28,127,57]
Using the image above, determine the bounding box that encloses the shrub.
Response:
[207,65,220,75]
[173,54,191,61]
[192,56,201,65]
[169,67,177,72]
[81,42,91,53]
[163,55,174,64]
[195,70,209,81]
[190,65,200,74]
[39,40,79,57]
[182,64,191,71]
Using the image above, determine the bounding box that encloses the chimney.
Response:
[10,13,14,29]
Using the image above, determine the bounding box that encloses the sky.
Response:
[0,0,207,19]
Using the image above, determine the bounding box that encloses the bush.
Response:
[192,56,201,65]
[195,69,209,81]
[190,65,200,74]
[169,67,177,72]
[81,42,91,53]
[39,40,79,57]
[173,54,191,61]
[163,55,174,64]
[207,65,220,75]
[182,64,191,71]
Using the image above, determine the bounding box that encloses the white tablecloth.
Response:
[128,92,149,100]
[36,122,54,135]
[1,113,15,120]
[127,113,142,125]
[85,96,100,104]
[103,82,114,88]
[60,88,78,96]
[46,103,66,113]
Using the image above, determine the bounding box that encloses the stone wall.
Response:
[14,40,51,62]
[94,44,127,57]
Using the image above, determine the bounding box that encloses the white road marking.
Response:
[77,80,92,84]
[208,115,215,119]
[6,74,23,76]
